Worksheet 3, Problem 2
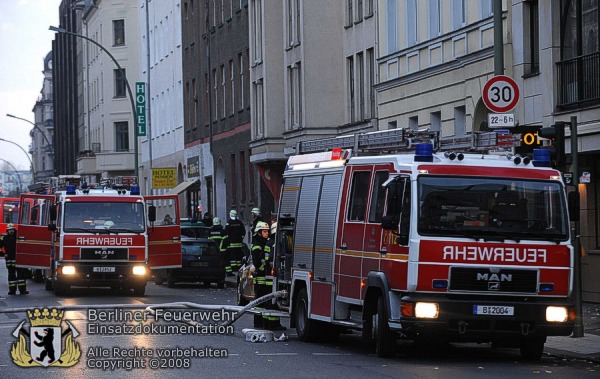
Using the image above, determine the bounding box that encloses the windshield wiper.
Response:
[64,228,111,234]
[106,228,143,234]
[481,229,521,243]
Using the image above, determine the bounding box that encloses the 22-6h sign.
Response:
[482,75,520,113]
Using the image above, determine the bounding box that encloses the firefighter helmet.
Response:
[6,223,15,231]
[251,207,261,217]
[254,221,269,233]
[213,217,221,226]
[229,210,238,219]
[270,222,277,235]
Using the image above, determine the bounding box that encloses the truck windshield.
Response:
[63,202,145,233]
[417,176,569,241]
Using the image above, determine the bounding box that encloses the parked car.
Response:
[154,237,225,288]
[236,254,256,305]
[180,220,211,238]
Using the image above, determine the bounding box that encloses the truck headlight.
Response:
[415,302,439,318]
[132,265,147,276]
[61,265,76,275]
[546,306,568,322]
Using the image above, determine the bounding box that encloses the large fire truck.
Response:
[272,129,577,359]
[1,197,21,233]
[15,176,182,296]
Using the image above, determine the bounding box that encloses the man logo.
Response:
[11,308,81,367]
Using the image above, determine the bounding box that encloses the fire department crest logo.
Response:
[11,308,81,368]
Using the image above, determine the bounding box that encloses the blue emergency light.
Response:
[66,185,76,195]
[532,149,551,167]
[414,143,434,162]
[130,185,141,195]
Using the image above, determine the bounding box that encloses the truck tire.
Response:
[295,287,317,342]
[154,272,164,285]
[166,271,176,288]
[44,276,53,291]
[237,279,248,306]
[131,284,146,296]
[374,296,396,357]
[520,336,545,360]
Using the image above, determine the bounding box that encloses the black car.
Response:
[180,220,211,238]
[154,237,225,288]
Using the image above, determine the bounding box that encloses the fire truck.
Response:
[272,129,577,359]
[15,176,182,296]
[0,197,21,233]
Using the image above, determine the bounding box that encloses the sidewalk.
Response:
[544,302,600,361]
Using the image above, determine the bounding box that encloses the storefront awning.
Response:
[168,179,199,195]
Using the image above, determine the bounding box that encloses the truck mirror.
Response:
[148,205,157,222]
[381,215,398,230]
[49,204,57,221]
[568,191,580,222]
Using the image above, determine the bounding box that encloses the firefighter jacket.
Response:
[209,225,226,251]
[0,232,17,261]
[251,234,271,285]
[224,218,245,248]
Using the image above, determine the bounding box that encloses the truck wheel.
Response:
[237,279,248,306]
[520,336,545,360]
[166,271,176,288]
[295,287,317,342]
[53,278,69,296]
[374,296,396,357]
[33,270,44,283]
[44,276,53,291]
[154,272,164,285]
[131,284,146,296]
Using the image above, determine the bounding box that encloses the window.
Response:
[430,111,441,131]
[287,0,301,45]
[454,106,465,136]
[114,69,127,98]
[238,52,245,110]
[387,0,398,53]
[213,69,218,121]
[288,62,302,129]
[192,78,197,127]
[230,59,235,115]
[384,176,411,242]
[369,171,389,223]
[248,150,255,203]
[429,0,441,38]
[253,79,264,136]
[221,64,226,118]
[115,121,129,151]
[239,151,246,203]
[113,20,125,46]
[366,48,375,118]
[347,56,355,121]
[526,0,540,74]
[409,115,418,130]
[387,120,397,129]
[357,52,365,120]
[347,0,353,26]
[406,0,418,46]
[252,0,263,63]
[367,0,374,16]
[347,171,371,221]
[452,0,466,30]
[357,0,364,21]
[230,154,237,202]
[481,0,492,18]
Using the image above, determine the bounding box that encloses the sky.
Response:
[0,0,62,172]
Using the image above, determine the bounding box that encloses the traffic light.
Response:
[537,122,566,166]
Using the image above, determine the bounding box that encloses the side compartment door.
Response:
[145,195,182,269]
[16,194,55,269]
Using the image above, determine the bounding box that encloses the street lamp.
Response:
[49,25,140,179]
[6,113,53,148]
[0,158,23,195]
[0,137,35,177]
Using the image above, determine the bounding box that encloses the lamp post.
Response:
[0,137,35,178]
[0,158,23,195]
[6,113,53,148]
[49,25,140,180]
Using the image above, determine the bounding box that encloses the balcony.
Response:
[557,52,600,109]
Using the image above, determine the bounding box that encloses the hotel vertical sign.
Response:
[135,82,147,137]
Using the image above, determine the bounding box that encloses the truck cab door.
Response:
[16,194,55,269]
[145,195,182,269]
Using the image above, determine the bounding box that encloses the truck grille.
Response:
[449,267,538,293]
[80,248,128,260]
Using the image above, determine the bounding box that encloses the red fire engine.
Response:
[0,197,21,234]
[15,176,182,296]
[273,129,577,360]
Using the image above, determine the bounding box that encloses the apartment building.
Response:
[31,51,55,184]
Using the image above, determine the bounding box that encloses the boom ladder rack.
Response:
[295,129,519,155]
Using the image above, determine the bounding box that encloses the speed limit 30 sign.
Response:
[482,75,520,113]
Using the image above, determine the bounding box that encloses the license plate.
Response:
[473,305,514,316]
[190,262,209,267]
[93,267,116,273]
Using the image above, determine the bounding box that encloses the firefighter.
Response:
[0,224,29,295]
[209,217,226,255]
[202,212,213,227]
[250,221,284,330]
[223,209,245,276]
[250,207,264,240]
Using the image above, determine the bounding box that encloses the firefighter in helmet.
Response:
[251,221,284,330]
[223,209,245,276]
[250,207,264,241]
[209,217,226,256]
[0,223,29,295]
